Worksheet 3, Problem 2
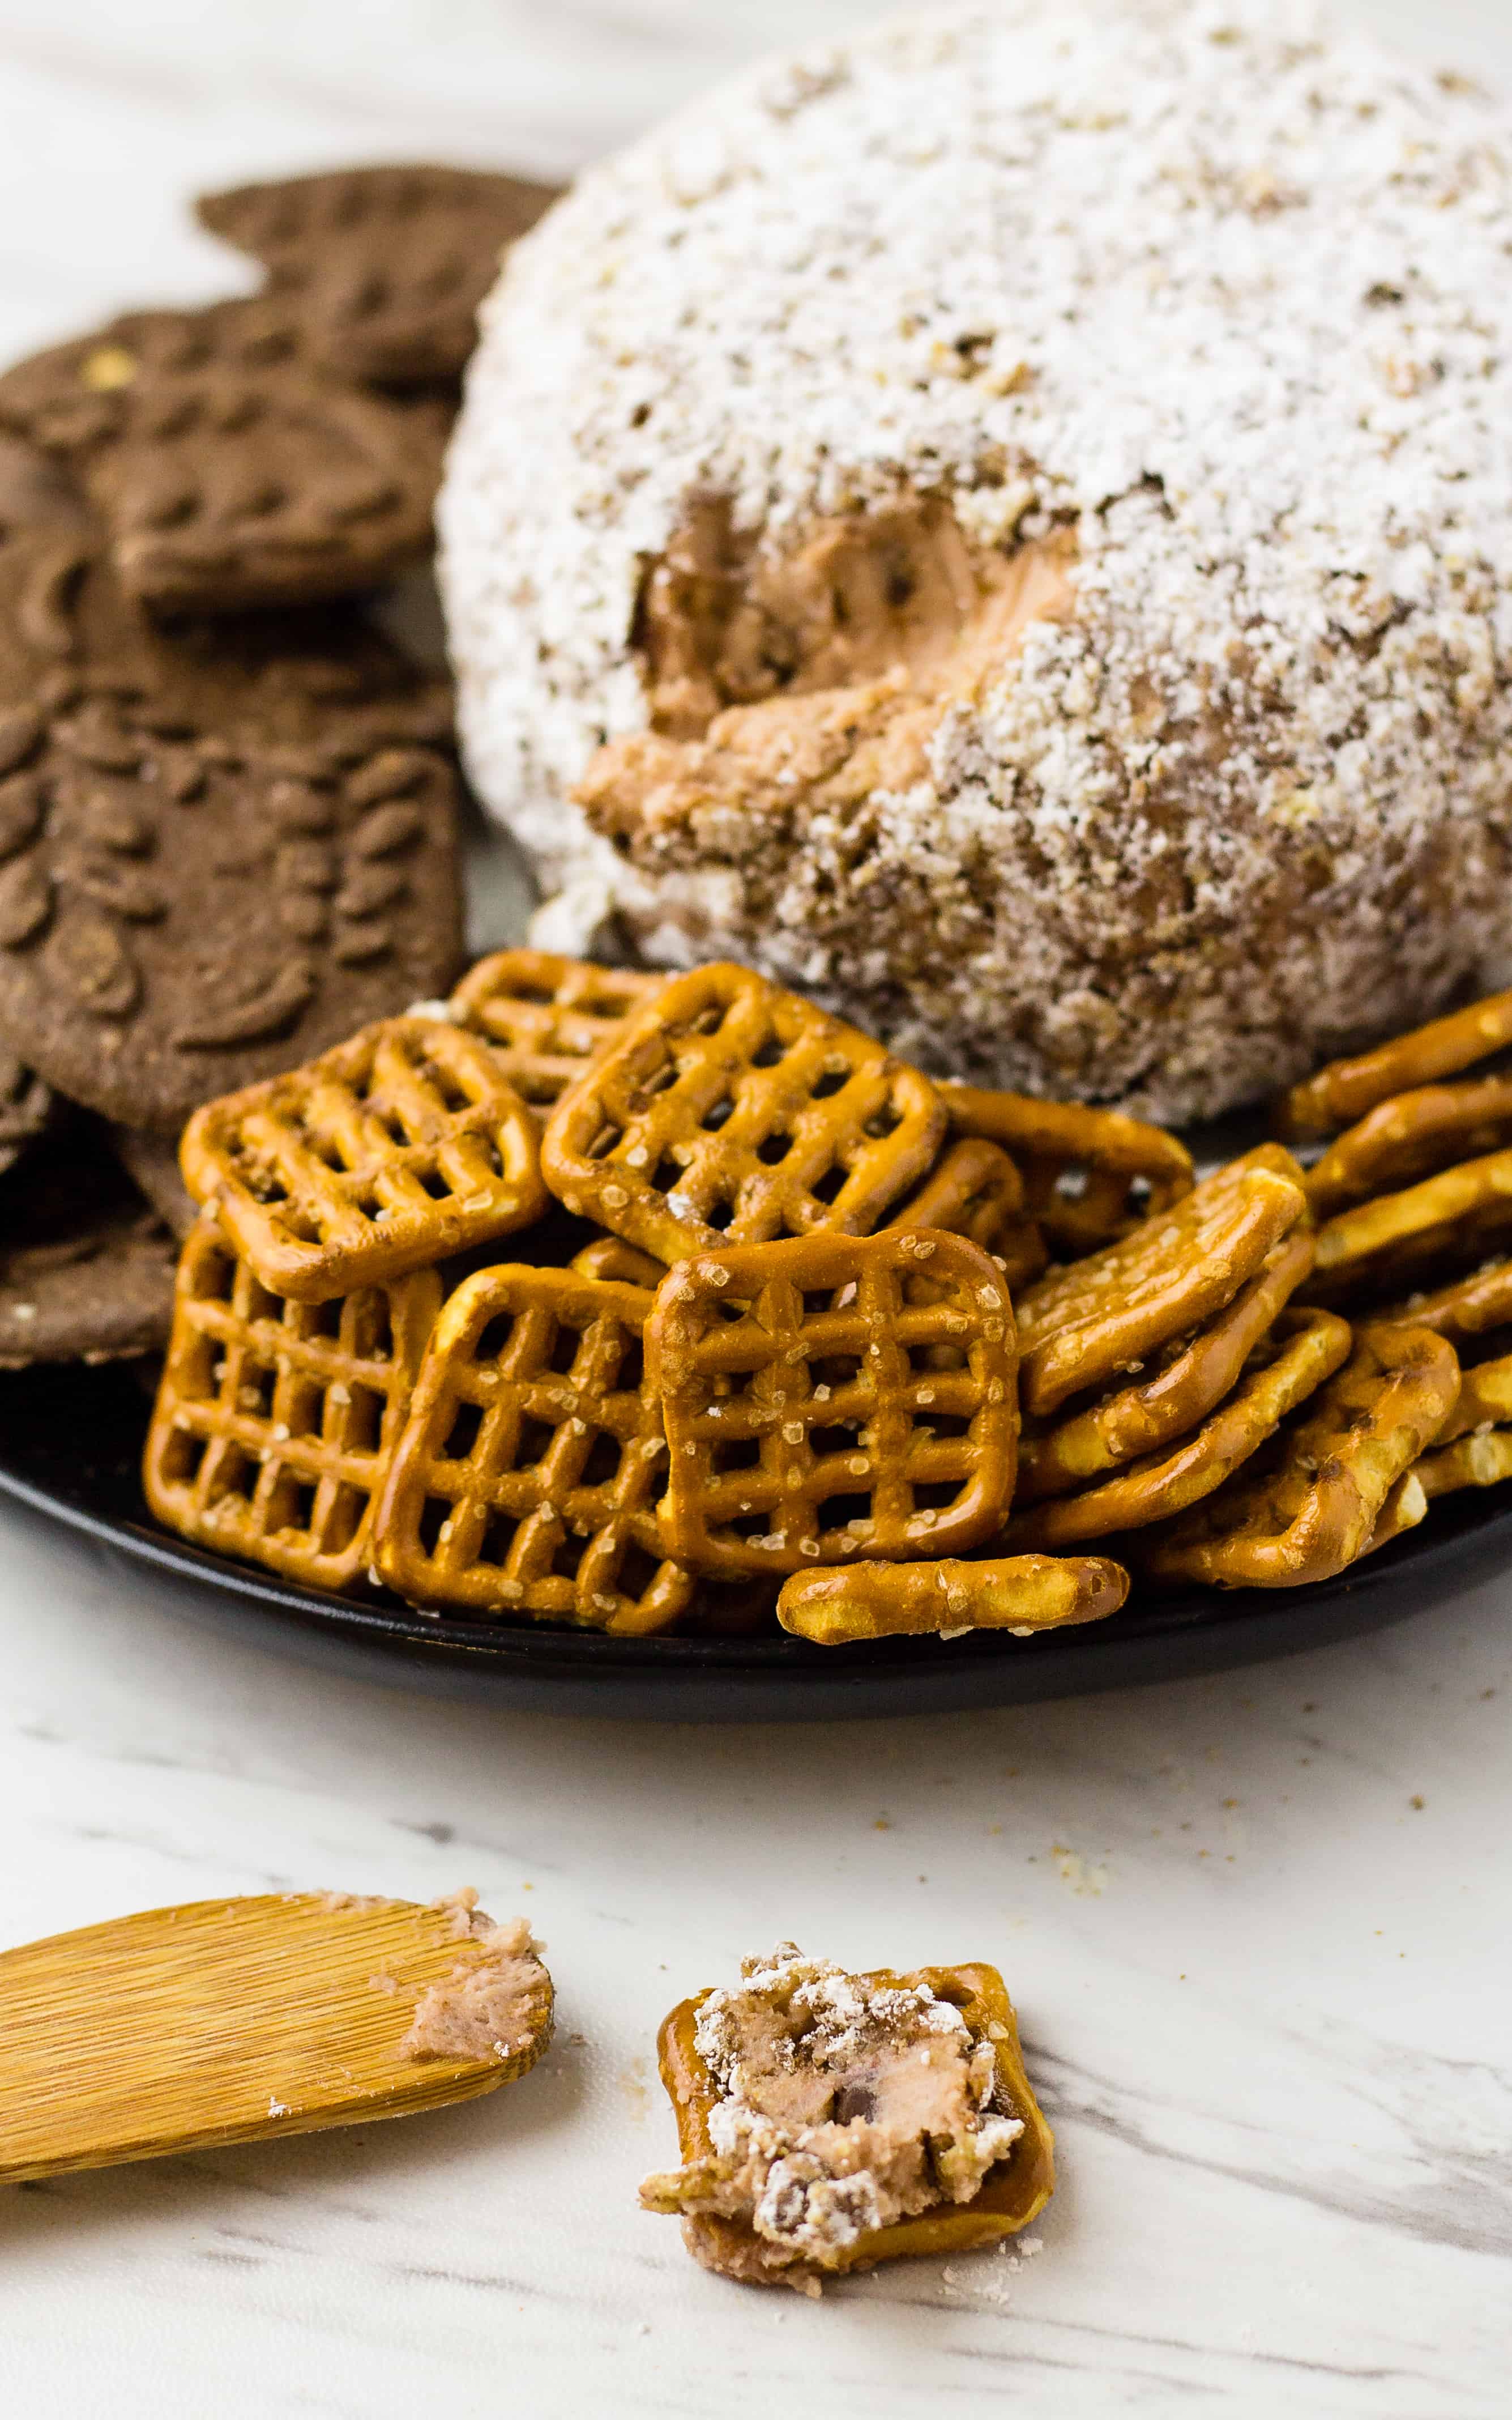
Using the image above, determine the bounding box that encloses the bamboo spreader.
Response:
[0,1891,552,2184]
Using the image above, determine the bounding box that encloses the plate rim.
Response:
[2,1390,1507,1720]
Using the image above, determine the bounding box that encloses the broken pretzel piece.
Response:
[940,1081,1192,1256]
[1141,1323,1461,1589]
[1006,1306,1350,1550]
[1013,1148,1308,1419]
[648,1228,1017,1577]
[543,960,945,1265]
[181,1017,545,1303]
[776,1553,1127,1644]
[642,1945,1054,2292]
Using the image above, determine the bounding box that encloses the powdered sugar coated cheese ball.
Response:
[439,0,1512,1122]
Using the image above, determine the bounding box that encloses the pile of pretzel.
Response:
[140,955,1512,1647]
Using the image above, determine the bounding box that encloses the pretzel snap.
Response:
[1305,1076,1512,1218]
[1310,1145,1512,1304]
[144,1216,440,1591]
[1375,1255,1512,1345]
[1142,1323,1461,1588]
[181,1017,545,1303]
[1278,987,1512,1139]
[884,1136,1046,1291]
[941,1082,1193,1256]
[1424,1348,1512,1445]
[1017,1228,1314,1503]
[1416,1426,1512,1501]
[450,949,665,1111]
[374,1264,691,1633]
[1007,1306,1349,1549]
[648,1228,1017,1576]
[570,1233,668,1289]
[776,1553,1127,1644]
[1013,1149,1308,1419]
[542,962,945,1265]
[1358,1469,1429,1558]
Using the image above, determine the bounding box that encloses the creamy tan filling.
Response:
[400,1912,548,2063]
[577,499,1075,845]
[641,1945,1022,2269]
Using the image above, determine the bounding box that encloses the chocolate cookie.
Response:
[0,1050,53,1178]
[197,164,560,385]
[109,1123,196,1237]
[0,1130,175,1367]
[0,301,445,612]
[0,485,464,1130]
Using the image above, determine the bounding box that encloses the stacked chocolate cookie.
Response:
[0,163,558,1373]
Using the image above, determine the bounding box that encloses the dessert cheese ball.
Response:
[439,0,1512,1123]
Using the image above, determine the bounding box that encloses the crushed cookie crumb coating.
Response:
[641,1945,1022,2270]
[441,0,1512,1122]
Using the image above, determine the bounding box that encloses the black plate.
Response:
[1,1361,1506,1720]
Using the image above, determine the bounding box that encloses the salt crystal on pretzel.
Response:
[449,948,664,1111]
[374,1263,691,1633]
[144,1215,440,1591]
[181,1016,545,1303]
[648,1228,1017,1577]
[543,961,945,1264]
[1013,1148,1309,1420]
[1017,1229,1314,1504]
[1278,988,1512,1139]
[1305,1076,1512,1218]
[776,1553,1127,1644]
[1142,1323,1460,1589]
[940,1083,1193,1257]
[1006,1307,1349,1549]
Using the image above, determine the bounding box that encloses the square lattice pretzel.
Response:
[647,1229,1018,1577]
[450,949,665,1110]
[143,1216,441,1591]
[181,1016,546,1302]
[373,1264,693,1633]
[541,962,945,1265]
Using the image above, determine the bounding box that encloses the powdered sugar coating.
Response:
[440,0,1512,1120]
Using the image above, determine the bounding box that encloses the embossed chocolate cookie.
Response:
[197,164,560,385]
[0,504,464,1129]
[0,301,445,612]
[0,1050,53,1179]
[109,1124,197,1237]
[0,1129,175,1367]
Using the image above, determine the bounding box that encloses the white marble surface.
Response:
[1,5,1510,2415]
